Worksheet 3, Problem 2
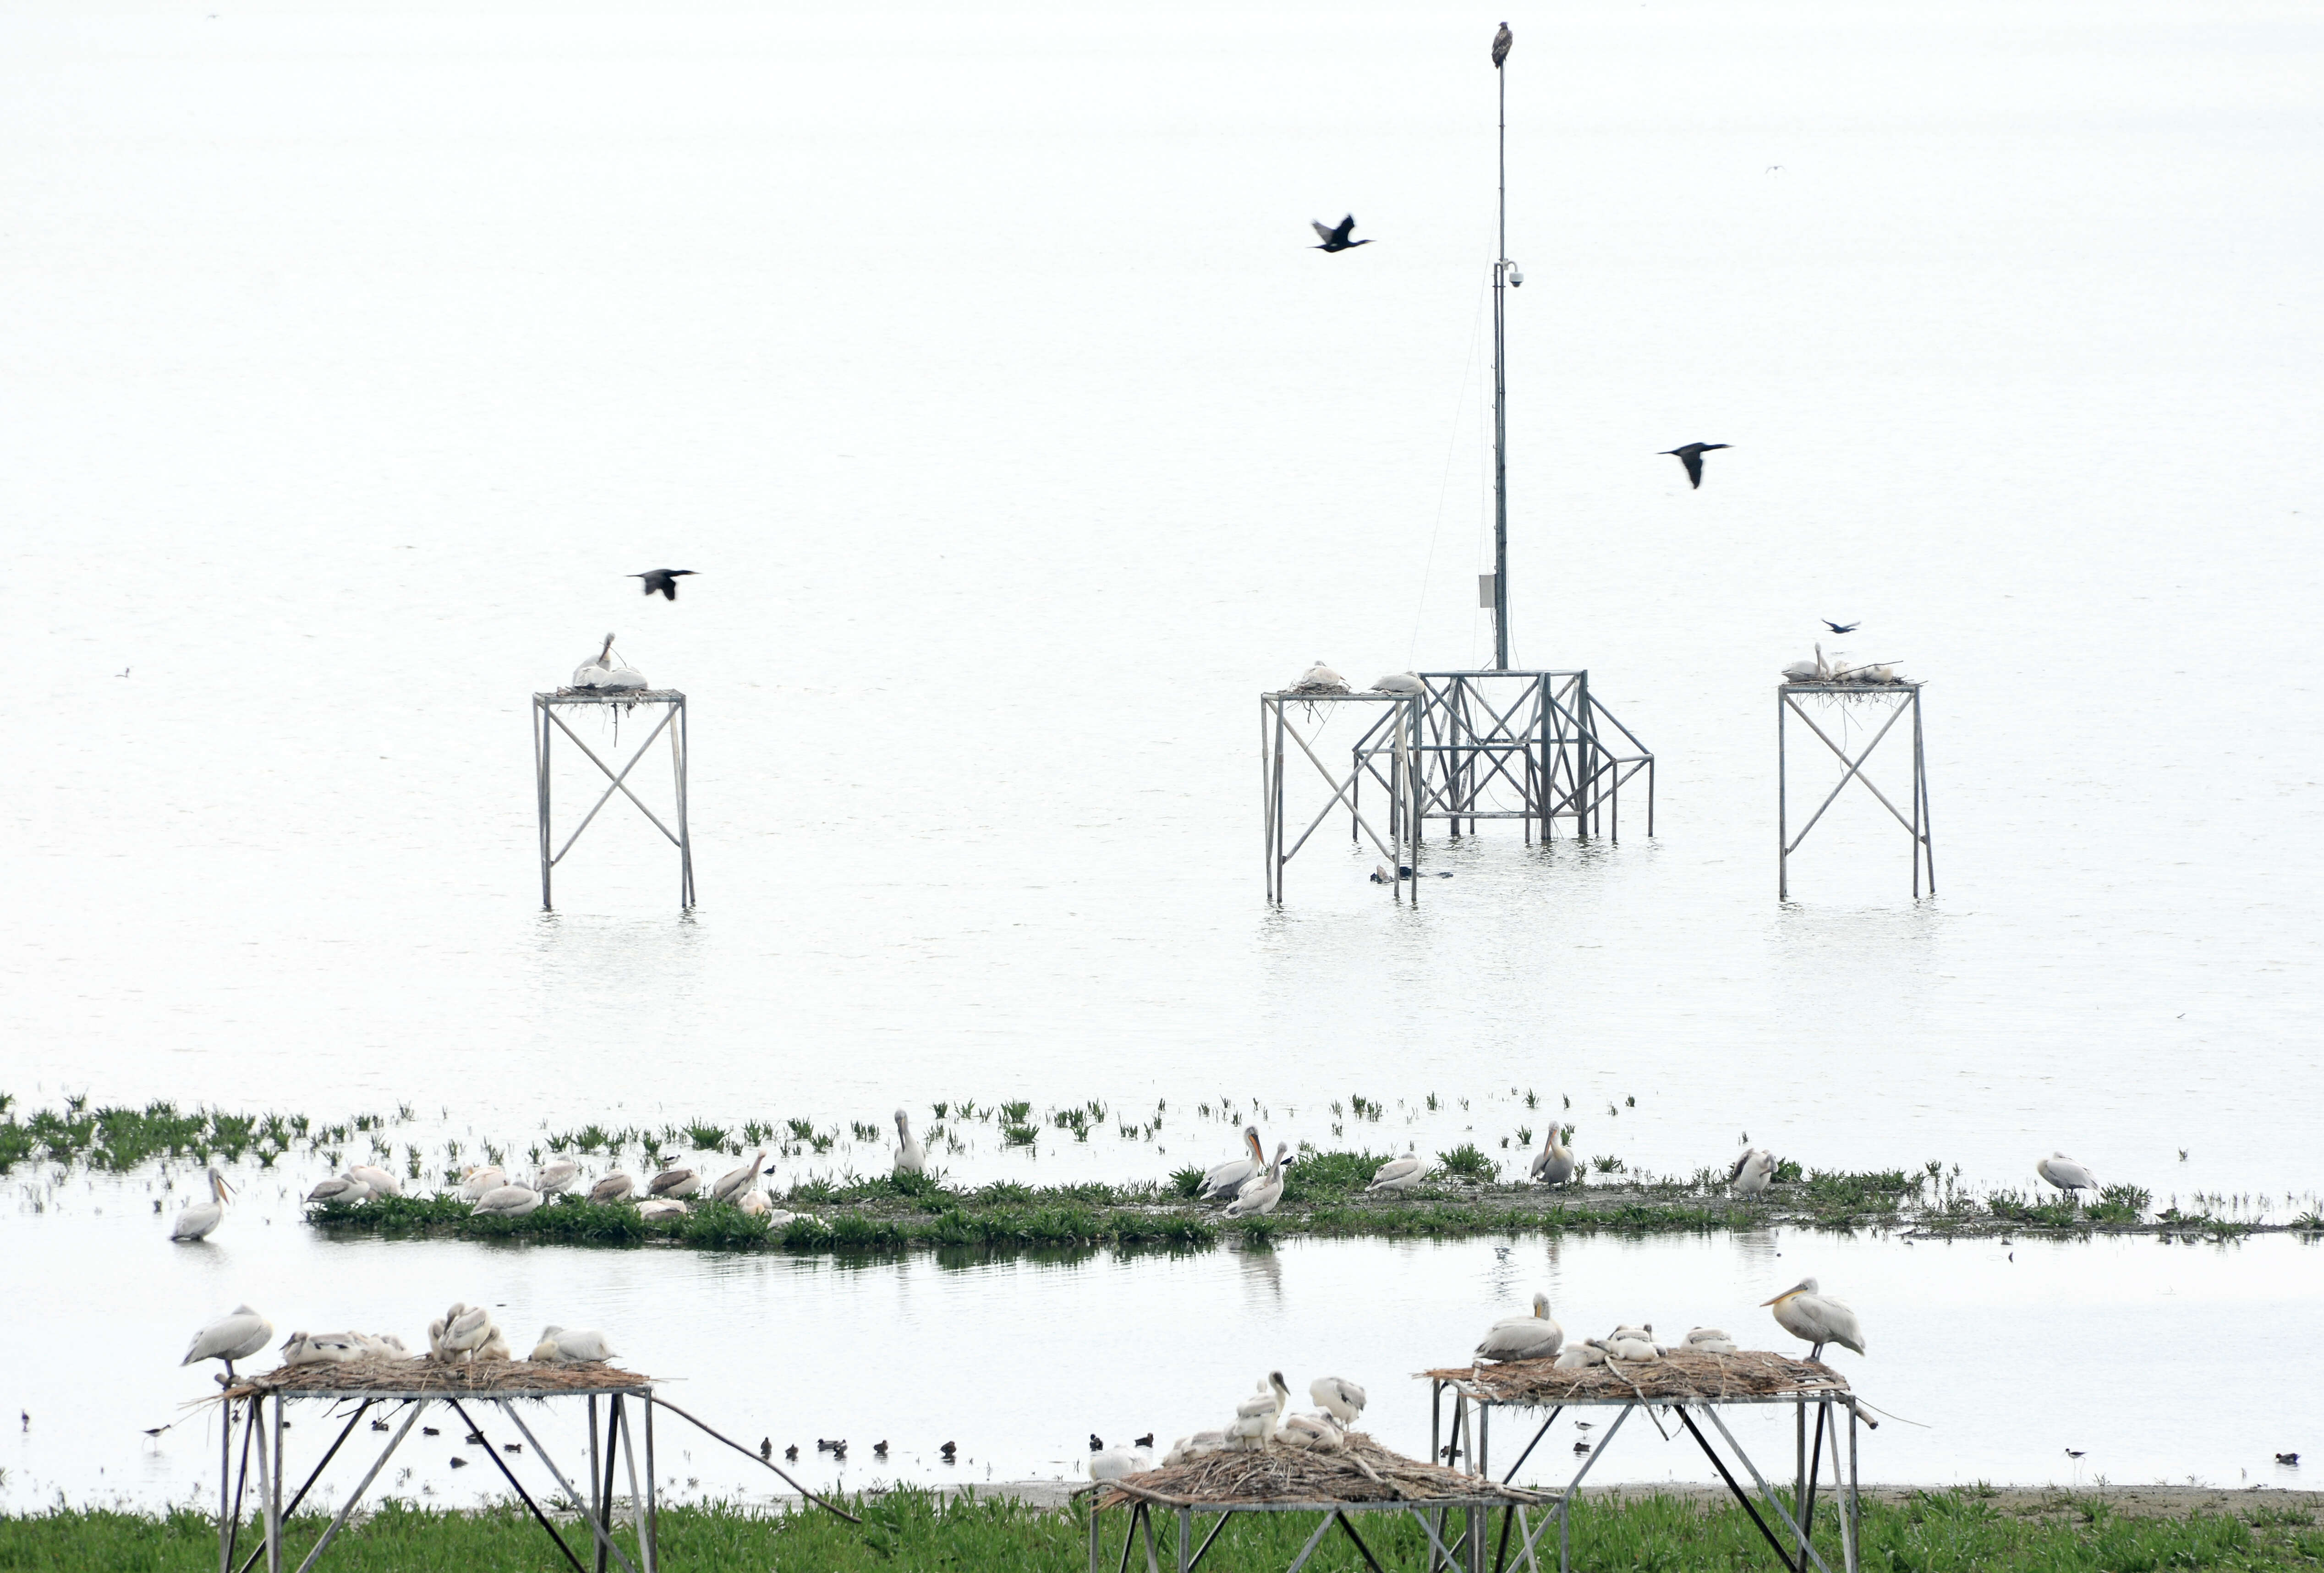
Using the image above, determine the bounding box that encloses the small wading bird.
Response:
[1661,442,1729,489]
[1762,1277,1865,1361]
[631,569,696,601]
[1822,619,1860,634]
[1310,216,1372,253]
[183,1305,273,1382]
[1366,1146,1426,1192]
[171,1168,233,1242]
[2036,1152,2099,1196]
[1476,1292,1564,1363]
[1532,1124,1575,1187]
[893,1110,927,1175]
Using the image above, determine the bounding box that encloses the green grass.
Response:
[5,1490,2320,1573]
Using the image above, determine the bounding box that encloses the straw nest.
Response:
[228,1355,651,1398]
[1096,1433,1547,1509]
[1425,1350,1847,1407]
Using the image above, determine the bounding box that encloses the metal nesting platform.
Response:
[1777,680,1932,899]
[1090,1435,1548,1573]
[533,688,694,912]
[209,1359,854,1573]
[1425,1353,1869,1573]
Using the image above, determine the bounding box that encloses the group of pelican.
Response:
[1288,662,1427,698]
[182,1302,618,1382]
[294,1151,803,1227]
[1198,1127,1294,1218]
[1471,1279,1865,1368]
[1150,1372,1370,1470]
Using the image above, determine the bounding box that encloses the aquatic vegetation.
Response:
[1436,1143,1496,1182]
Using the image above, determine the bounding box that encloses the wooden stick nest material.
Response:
[226,1356,652,1398]
[1425,1350,1848,1407]
[1096,1433,1547,1509]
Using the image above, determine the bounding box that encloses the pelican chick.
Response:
[1310,1376,1367,1425]
[1553,1342,1606,1370]
[1277,1413,1346,1451]
[588,1171,635,1205]
[470,1184,543,1219]
[1600,1332,1660,1361]
[1476,1292,1564,1363]
[1226,1372,1290,1450]
[894,1111,927,1175]
[711,1151,767,1205]
[2037,1153,2099,1195]
[1762,1277,1865,1361]
[1532,1125,1575,1187]
[1683,1327,1739,1354]
[171,1168,234,1242]
[1367,1147,1426,1192]
[1089,1446,1155,1480]
[1162,1431,1227,1466]
[183,1305,272,1380]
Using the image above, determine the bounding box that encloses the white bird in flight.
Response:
[171,1168,234,1242]
[1476,1293,1564,1363]
[893,1111,927,1175]
[2037,1153,2099,1195]
[1762,1277,1865,1362]
[183,1305,272,1381]
[1366,1146,1425,1192]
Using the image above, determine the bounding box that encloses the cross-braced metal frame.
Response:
[211,1386,661,1573]
[1429,1378,1865,1573]
[533,690,694,912]
[1777,683,1933,900]
[1262,692,1421,903]
[1414,672,1653,844]
[1091,1493,1518,1573]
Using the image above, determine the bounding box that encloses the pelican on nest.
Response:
[1475,1293,1564,1363]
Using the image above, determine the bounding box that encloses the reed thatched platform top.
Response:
[1425,1351,1849,1407]
[1096,1434,1547,1510]
[228,1356,652,1400]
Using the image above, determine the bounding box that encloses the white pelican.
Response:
[1762,1277,1865,1361]
[1683,1327,1739,1354]
[183,1305,272,1380]
[458,1166,507,1201]
[1162,1431,1227,1466]
[305,1174,370,1206]
[711,1151,767,1205]
[648,1165,699,1200]
[1089,1445,1155,1480]
[588,1171,635,1205]
[1367,1147,1426,1192]
[535,1160,581,1196]
[1552,1342,1606,1370]
[2037,1153,2099,1195]
[1200,1128,1266,1201]
[347,1164,401,1198]
[280,1331,364,1366]
[894,1111,927,1175]
[476,1329,513,1361]
[1225,1145,1291,1217]
[1476,1293,1564,1363]
[1294,661,1349,694]
[357,1332,412,1359]
[471,1183,543,1219]
[1277,1413,1346,1451]
[737,1189,774,1218]
[1728,1148,1775,1196]
[171,1168,233,1241]
[639,1197,689,1220]
[1226,1372,1290,1449]
[1371,672,1425,696]
[1310,1376,1367,1425]
[1531,1125,1575,1187]
[438,1305,495,1362]
[534,1325,617,1363]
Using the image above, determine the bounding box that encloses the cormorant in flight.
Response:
[631,569,696,600]
[1310,216,1372,253]
[1822,619,1859,634]
[1661,443,1729,488]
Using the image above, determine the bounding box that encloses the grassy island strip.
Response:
[303,1152,2309,1253]
[5,1489,2321,1572]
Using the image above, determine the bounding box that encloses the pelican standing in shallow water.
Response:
[1476,1293,1564,1363]
[1224,1145,1291,1217]
[1728,1148,1776,1196]
[171,1169,233,1242]
[894,1111,927,1175]
[1532,1125,1575,1187]
[1367,1147,1425,1192]
[1200,1127,1266,1201]
[183,1305,272,1381]
[2036,1153,2099,1196]
[1762,1277,1865,1361]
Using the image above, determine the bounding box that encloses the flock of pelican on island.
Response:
[167,1107,2113,1246]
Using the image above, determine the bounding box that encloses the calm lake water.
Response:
[2,0,2320,1509]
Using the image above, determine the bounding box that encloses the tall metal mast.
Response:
[1490,22,1514,669]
